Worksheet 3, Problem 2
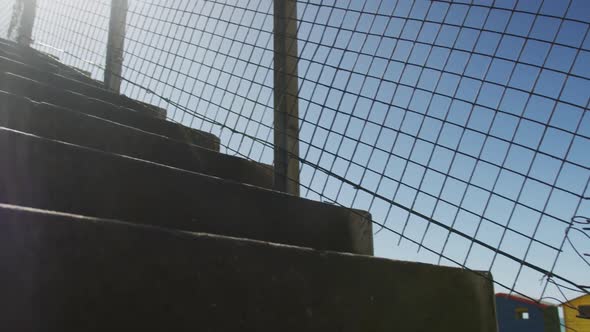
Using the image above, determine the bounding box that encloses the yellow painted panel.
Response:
[564,296,590,332]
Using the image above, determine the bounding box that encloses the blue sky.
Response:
[3,0,589,304]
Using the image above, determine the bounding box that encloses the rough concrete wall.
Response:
[7,0,36,45]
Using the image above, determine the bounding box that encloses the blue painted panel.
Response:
[496,296,546,332]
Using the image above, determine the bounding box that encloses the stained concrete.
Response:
[0,72,220,150]
[0,39,98,85]
[0,91,273,189]
[0,127,373,255]
[0,203,497,332]
[0,55,166,118]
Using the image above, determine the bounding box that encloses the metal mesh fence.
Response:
[2,0,589,314]
[0,0,16,38]
[30,0,110,80]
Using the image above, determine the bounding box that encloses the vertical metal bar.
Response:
[273,0,300,196]
[104,0,128,93]
[8,0,37,47]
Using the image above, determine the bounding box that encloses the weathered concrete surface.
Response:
[0,203,497,332]
[0,55,165,119]
[0,50,167,120]
[135,99,167,119]
[0,72,220,151]
[0,127,372,254]
[6,0,37,46]
[0,39,98,85]
[0,91,273,189]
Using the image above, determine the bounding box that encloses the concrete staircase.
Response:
[0,38,498,331]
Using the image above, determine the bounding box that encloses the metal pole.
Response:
[104,0,128,93]
[8,0,37,47]
[273,0,300,196]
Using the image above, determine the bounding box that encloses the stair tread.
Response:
[0,90,273,189]
[0,40,99,85]
[0,127,373,254]
[0,55,164,118]
[0,202,497,332]
[0,71,220,151]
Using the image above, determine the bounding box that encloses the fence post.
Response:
[104,0,128,93]
[273,0,300,196]
[8,0,37,47]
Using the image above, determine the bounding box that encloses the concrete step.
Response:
[0,48,58,76]
[0,203,497,331]
[0,41,169,119]
[0,72,220,151]
[0,39,98,85]
[0,91,273,189]
[0,127,372,255]
[0,55,165,118]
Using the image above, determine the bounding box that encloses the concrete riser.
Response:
[0,128,373,255]
[0,91,273,189]
[0,204,498,332]
[0,72,220,150]
[0,41,99,85]
[0,55,157,116]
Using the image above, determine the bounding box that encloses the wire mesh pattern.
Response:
[2,0,589,311]
[30,0,110,80]
[0,0,16,38]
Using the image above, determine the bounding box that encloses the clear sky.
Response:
[4,0,589,304]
